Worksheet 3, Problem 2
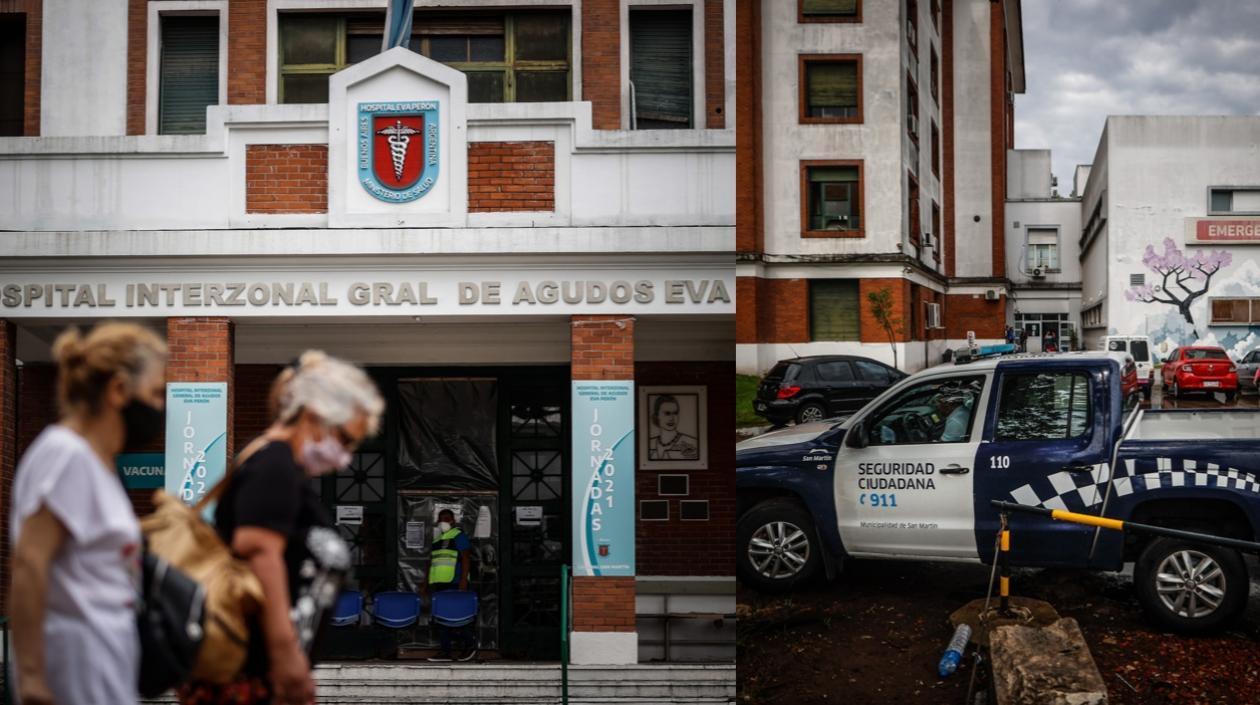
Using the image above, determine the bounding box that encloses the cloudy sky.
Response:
[1015,0,1260,192]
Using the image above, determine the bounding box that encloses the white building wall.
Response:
[759,0,904,257]
[41,0,130,137]
[1093,116,1260,357]
[1007,149,1052,199]
[1005,198,1082,285]
[949,0,993,277]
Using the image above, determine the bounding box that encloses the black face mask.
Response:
[122,399,164,448]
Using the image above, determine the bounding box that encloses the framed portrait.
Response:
[638,385,708,470]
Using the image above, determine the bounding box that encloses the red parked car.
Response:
[1161,345,1238,401]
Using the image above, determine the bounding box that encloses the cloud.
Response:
[1015,0,1260,188]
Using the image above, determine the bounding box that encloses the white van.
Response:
[1104,335,1154,399]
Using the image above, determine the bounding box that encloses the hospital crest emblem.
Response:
[357,101,440,203]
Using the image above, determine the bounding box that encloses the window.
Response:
[802,161,863,236]
[907,172,920,245]
[279,11,570,104]
[930,0,940,30]
[1208,187,1260,215]
[863,375,984,446]
[1209,298,1260,324]
[855,360,894,384]
[995,373,1091,441]
[906,73,919,141]
[798,0,861,23]
[630,9,693,129]
[158,15,219,135]
[930,201,940,259]
[1026,229,1059,270]
[930,121,939,176]
[930,50,938,102]
[0,14,24,136]
[816,361,855,382]
[810,280,859,341]
[1130,339,1150,363]
[906,0,918,52]
[1183,349,1228,360]
[799,55,862,123]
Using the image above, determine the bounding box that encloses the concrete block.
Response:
[990,617,1107,705]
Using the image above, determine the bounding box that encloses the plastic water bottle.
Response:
[937,624,972,678]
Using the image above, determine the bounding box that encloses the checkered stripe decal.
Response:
[1007,458,1260,512]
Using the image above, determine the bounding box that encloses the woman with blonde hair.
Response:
[10,322,167,705]
[180,351,383,705]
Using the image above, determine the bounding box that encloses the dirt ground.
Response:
[737,389,1260,705]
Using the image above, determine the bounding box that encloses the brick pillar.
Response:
[0,321,18,614]
[570,315,638,664]
[581,0,621,129]
[167,318,235,458]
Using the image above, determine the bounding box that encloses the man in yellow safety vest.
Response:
[426,509,474,662]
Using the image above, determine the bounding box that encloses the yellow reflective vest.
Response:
[429,527,464,585]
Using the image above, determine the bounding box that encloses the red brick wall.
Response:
[167,318,235,458]
[126,0,146,135]
[235,364,283,446]
[16,364,55,457]
[704,0,725,129]
[752,278,808,344]
[941,0,954,277]
[988,1,1006,278]
[0,321,15,613]
[735,276,758,344]
[571,315,635,381]
[0,0,41,135]
[635,361,734,577]
[735,0,762,253]
[859,278,911,344]
[468,141,555,213]
[245,145,329,214]
[570,313,636,632]
[572,576,636,632]
[581,0,621,130]
[228,0,266,105]
[944,293,1006,339]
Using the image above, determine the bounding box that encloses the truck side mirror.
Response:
[846,421,868,449]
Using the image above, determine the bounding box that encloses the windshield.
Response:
[1129,340,1149,362]
[1184,349,1228,360]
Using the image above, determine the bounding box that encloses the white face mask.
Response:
[437,521,452,534]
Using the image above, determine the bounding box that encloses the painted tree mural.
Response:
[1124,237,1232,338]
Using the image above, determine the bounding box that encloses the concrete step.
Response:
[144,663,735,705]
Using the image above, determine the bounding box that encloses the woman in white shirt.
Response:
[10,322,167,705]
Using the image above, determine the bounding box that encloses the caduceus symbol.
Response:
[375,119,420,183]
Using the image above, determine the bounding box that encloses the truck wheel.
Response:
[737,499,821,593]
[1134,538,1247,633]
[1226,391,1237,403]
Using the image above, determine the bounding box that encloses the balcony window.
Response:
[1027,229,1060,271]
[159,15,220,135]
[629,9,693,129]
[799,0,861,23]
[0,14,25,136]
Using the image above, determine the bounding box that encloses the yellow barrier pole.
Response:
[991,500,1260,554]
[998,513,1011,615]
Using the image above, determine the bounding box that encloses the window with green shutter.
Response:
[159,15,219,135]
[279,11,570,105]
[801,56,861,122]
[629,9,693,129]
[800,0,861,22]
[810,280,860,341]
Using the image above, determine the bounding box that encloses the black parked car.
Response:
[753,355,907,426]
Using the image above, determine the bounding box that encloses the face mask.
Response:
[300,434,352,476]
[437,521,452,534]
[122,399,164,448]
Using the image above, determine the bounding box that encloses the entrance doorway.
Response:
[319,366,570,659]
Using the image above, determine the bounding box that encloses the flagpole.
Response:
[382,0,415,52]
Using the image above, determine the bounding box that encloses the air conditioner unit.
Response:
[925,302,942,329]
[1031,267,1045,278]
[922,232,934,248]
[907,114,919,136]
[984,290,1000,301]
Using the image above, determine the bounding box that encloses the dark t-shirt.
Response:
[215,441,338,675]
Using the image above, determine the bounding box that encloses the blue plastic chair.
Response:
[431,590,478,628]
[330,590,363,627]
[372,591,422,629]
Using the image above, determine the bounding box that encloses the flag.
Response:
[382,0,415,52]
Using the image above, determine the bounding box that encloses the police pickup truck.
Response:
[737,350,1260,632]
